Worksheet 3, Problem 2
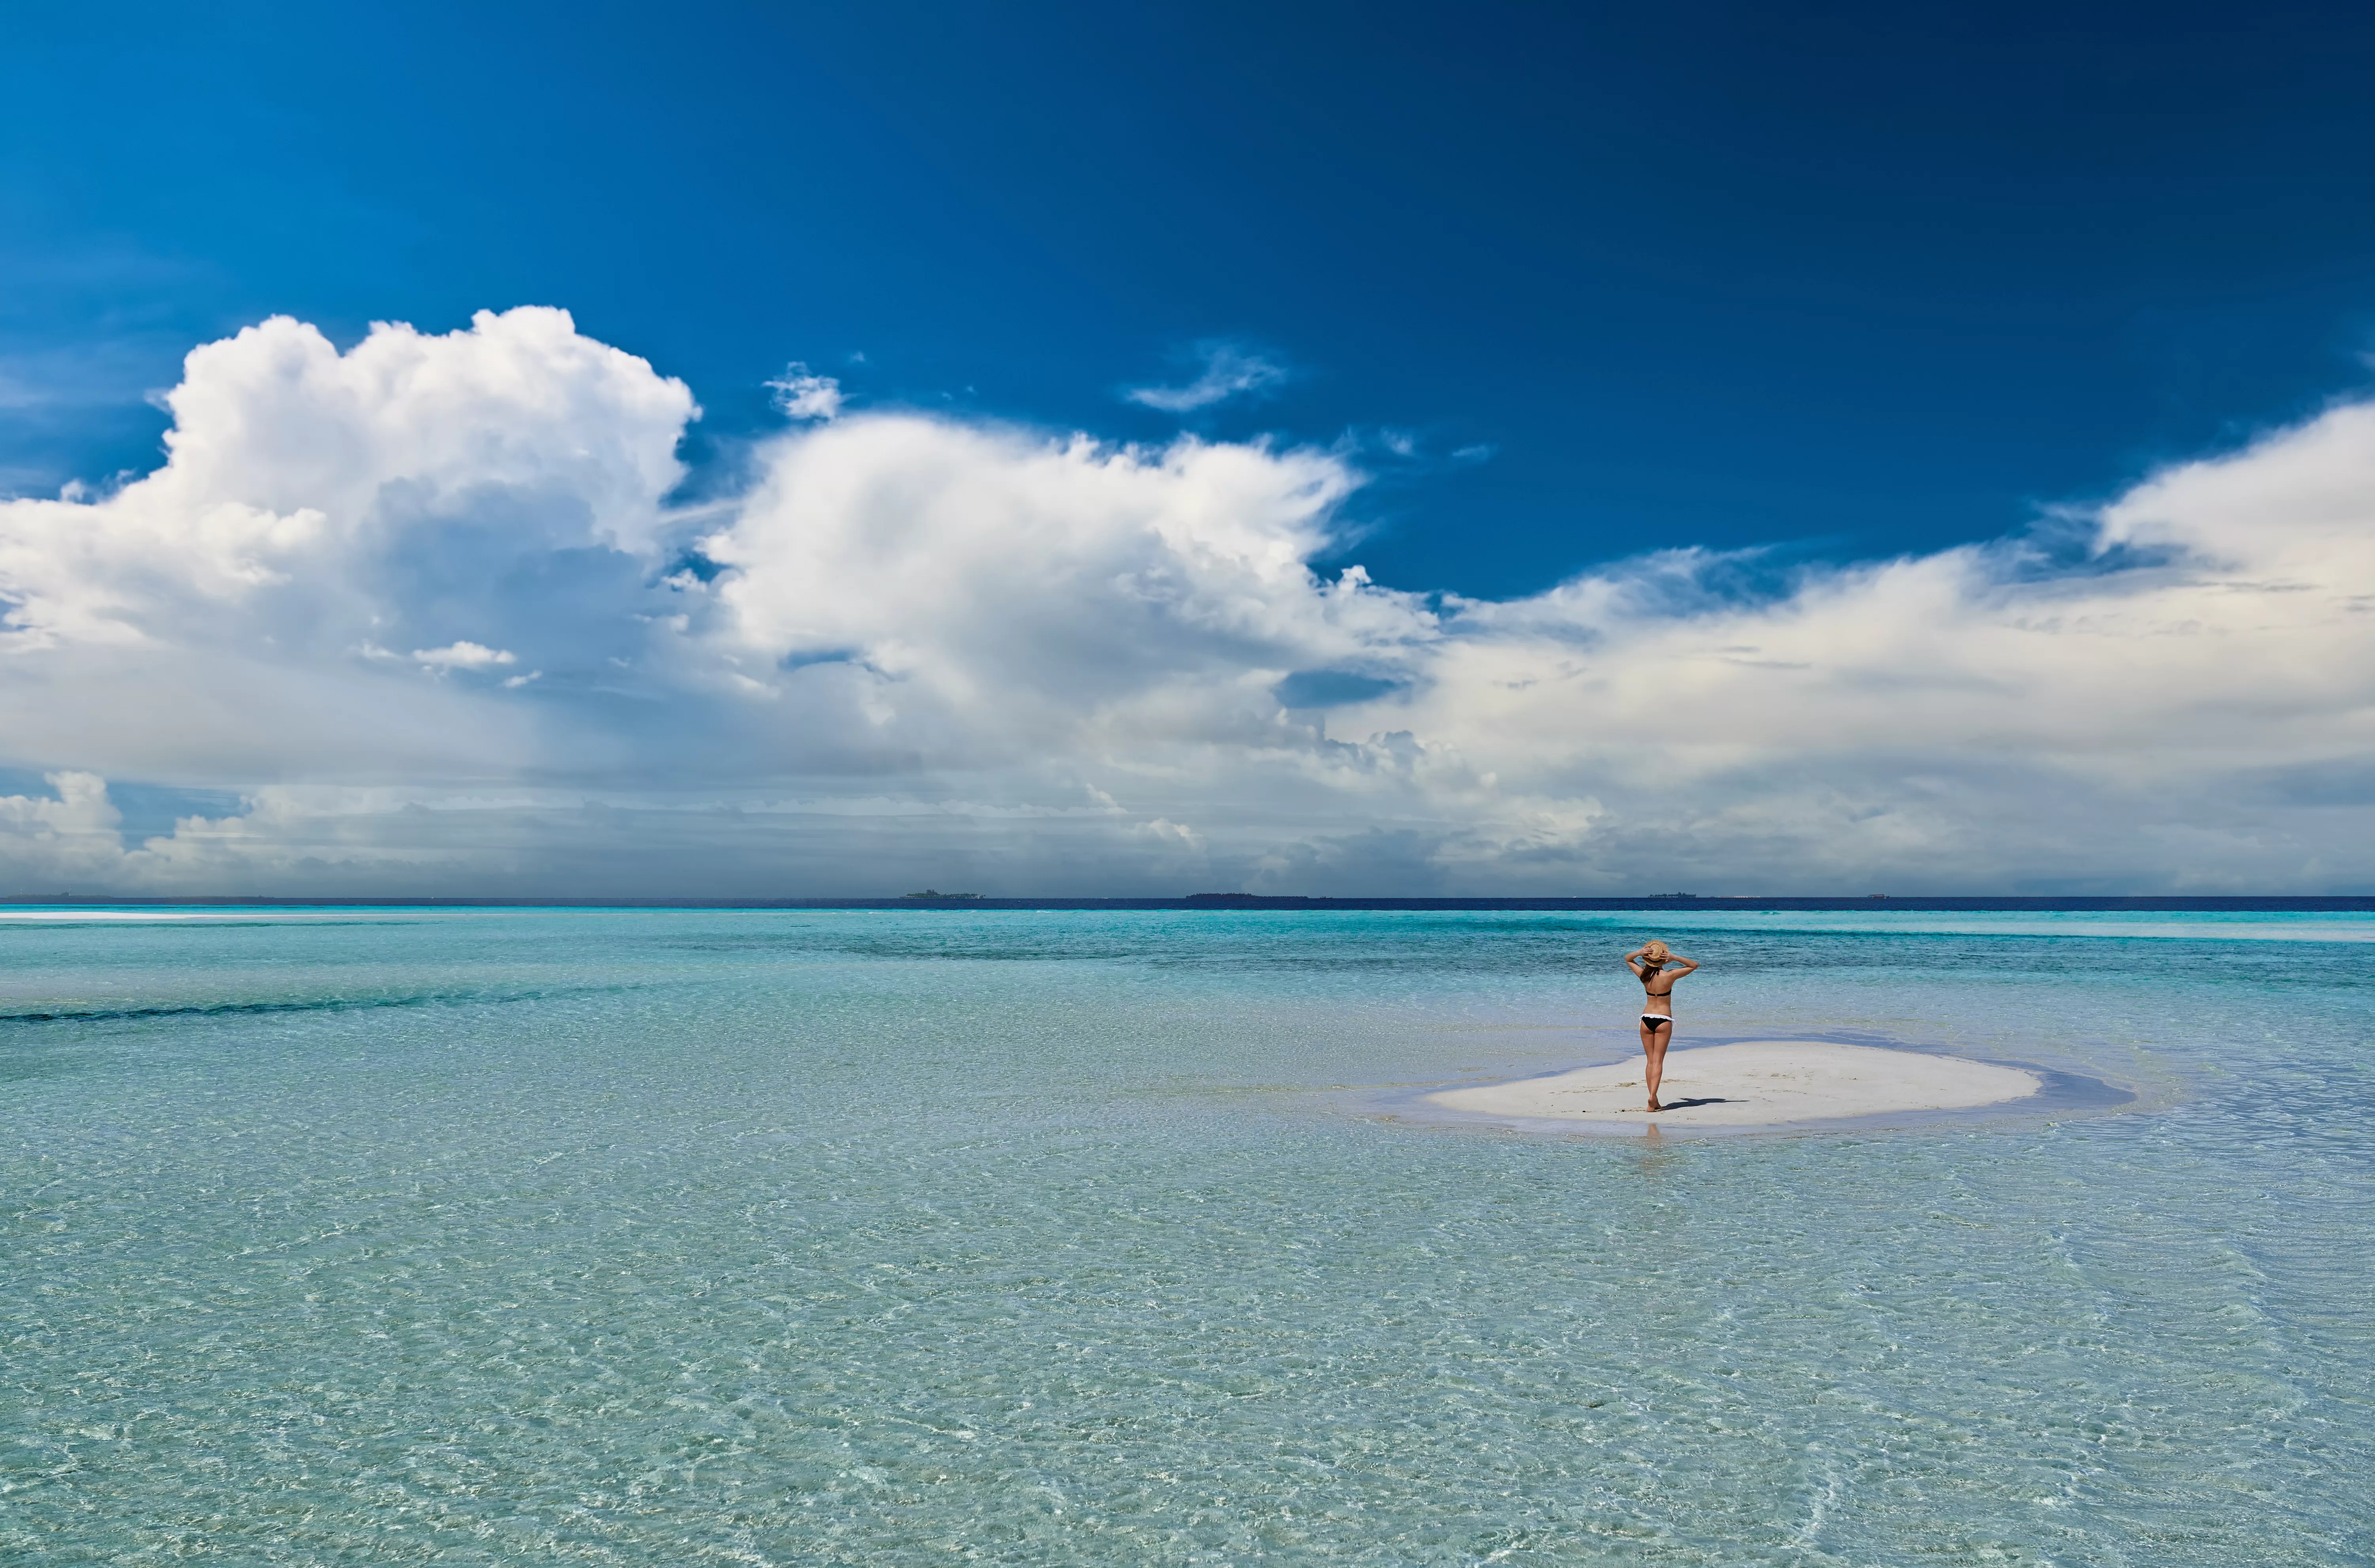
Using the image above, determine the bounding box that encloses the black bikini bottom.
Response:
[1640,1013,1673,1029]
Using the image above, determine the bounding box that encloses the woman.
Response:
[1623,940,1699,1112]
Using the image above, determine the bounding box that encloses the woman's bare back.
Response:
[1626,945,1697,1014]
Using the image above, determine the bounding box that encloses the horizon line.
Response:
[3,894,2371,912]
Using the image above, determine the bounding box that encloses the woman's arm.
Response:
[1667,955,1700,976]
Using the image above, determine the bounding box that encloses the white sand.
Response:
[1427,1040,2041,1129]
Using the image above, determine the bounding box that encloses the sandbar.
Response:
[1427,1040,2042,1129]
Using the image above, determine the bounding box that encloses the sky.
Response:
[4,0,2375,895]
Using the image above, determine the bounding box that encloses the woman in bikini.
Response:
[1623,940,1699,1112]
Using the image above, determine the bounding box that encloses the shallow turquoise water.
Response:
[2,907,2369,1565]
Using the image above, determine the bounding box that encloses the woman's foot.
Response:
[1646,1099,1665,1112]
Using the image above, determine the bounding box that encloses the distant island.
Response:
[1183,893,1309,905]
[902,890,981,900]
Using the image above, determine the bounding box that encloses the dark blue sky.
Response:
[8,0,2375,597]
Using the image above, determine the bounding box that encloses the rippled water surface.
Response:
[3,907,2369,1564]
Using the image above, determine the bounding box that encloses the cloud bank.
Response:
[3,306,2372,894]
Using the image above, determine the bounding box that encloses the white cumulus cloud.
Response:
[766,363,843,420]
[412,641,517,670]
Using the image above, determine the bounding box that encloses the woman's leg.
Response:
[1642,1018,1671,1110]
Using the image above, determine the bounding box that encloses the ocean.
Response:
[3,906,2368,1564]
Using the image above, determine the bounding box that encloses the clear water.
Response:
[2,907,2368,1565]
